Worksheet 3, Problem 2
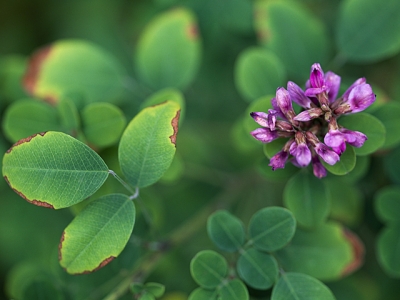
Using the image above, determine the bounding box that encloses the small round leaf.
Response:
[218,279,249,300]
[237,248,279,290]
[271,272,336,300]
[207,210,246,252]
[188,288,218,300]
[2,131,109,209]
[322,146,356,175]
[248,207,296,252]
[375,186,400,223]
[372,102,400,149]
[190,250,228,289]
[377,225,400,277]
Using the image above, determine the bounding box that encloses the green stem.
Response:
[108,170,136,196]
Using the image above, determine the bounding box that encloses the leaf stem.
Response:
[108,170,136,196]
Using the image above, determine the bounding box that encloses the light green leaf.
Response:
[254,0,329,80]
[59,193,135,274]
[188,288,218,300]
[135,8,201,90]
[339,113,386,156]
[118,101,180,188]
[82,102,126,148]
[275,222,357,280]
[218,279,249,300]
[283,172,331,229]
[377,225,400,277]
[3,99,60,143]
[235,47,285,102]
[237,248,278,290]
[248,207,296,252]
[23,39,126,104]
[207,210,246,252]
[322,146,356,175]
[190,250,228,289]
[271,272,336,300]
[57,97,80,136]
[2,131,109,209]
[336,0,400,62]
[374,186,400,223]
[145,282,165,298]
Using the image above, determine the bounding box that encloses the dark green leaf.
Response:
[188,288,218,300]
[22,279,64,300]
[145,282,165,297]
[218,279,249,300]
[59,193,135,274]
[372,102,400,149]
[57,97,80,135]
[248,207,296,252]
[340,155,370,183]
[375,186,400,223]
[283,172,331,229]
[322,146,356,175]
[2,131,109,209]
[235,47,285,102]
[336,0,400,62]
[207,210,246,252]
[383,146,400,184]
[377,225,400,277]
[271,272,336,300]
[190,250,228,289]
[237,248,278,290]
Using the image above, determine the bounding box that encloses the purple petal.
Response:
[271,97,286,119]
[314,143,340,165]
[309,63,326,89]
[346,84,376,113]
[305,87,326,97]
[324,129,346,148]
[289,142,311,167]
[276,87,294,117]
[293,108,323,121]
[342,77,366,101]
[250,128,278,143]
[312,155,327,178]
[269,150,289,170]
[250,111,276,130]
[287,81,312,108]
[340,128,368,147]
[325,71,341,103]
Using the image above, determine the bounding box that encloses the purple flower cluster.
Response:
[250,63,376,178]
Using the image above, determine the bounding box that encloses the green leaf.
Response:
[248,207,296,252]
[0,55,28,100]
[188,288,218,300]
[237,248,278,290]
[59,193,135,274]
[190,250,228,289]
[243,94,274,133]
[340,155,370,183]
[135,8,201,90]
[322,146,356,175]
[372,102,400,149]
[275,222,356,280]
[118,101,180,188]
[2,131,109,209]
[283,172,331,229]
[57,97,80,136]
[384,146,400,184]
[140,87,186,124]
[375,186,400,223]
[271,272,336,300]
[145,282,165,298]
[336,0,400,62]
[23,39,126,104]
[254,0,329,80]
[82,102,126,148]
[235,47,285,102]
[257,156,299,182]
[263,138,288,159]
[377,225,400,277]
[339,113,386,156]
[3,99,60,143]
[22,280,64,300]
[218,279,249,300]
[207,210,246,252]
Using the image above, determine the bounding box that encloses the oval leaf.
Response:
[254,0,329,79]
[336,0,400,62]
[372,102,400,149]
[23,39,126,104]
[375,186,400,223]
[135,8,201,90]
[248,207,296,252]
[2,131,109,209]
[283,172,331,229]
[3,99,60,143]
[188,288,218,300]
[271,272,336,300]
[59,193,135,274]
[57,97,80,135]
[235,47,285,102]
[218,279,249,300]
[275,222,359,280]
[118,101,180,188]
[322,145,356,175]
[190,250,228,289]
[339,113,386,156]
[383,146,400,184]
[207,210,246,252]
[82,102,126,148]
[377,225,400,277]
[237,248,278,290]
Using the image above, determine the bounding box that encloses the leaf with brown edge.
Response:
[119,101,181,188]
[341,228,365,277]
[2,131,109,209]
[59,194,135,274]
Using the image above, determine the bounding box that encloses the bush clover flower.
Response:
[250,63,376,178]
